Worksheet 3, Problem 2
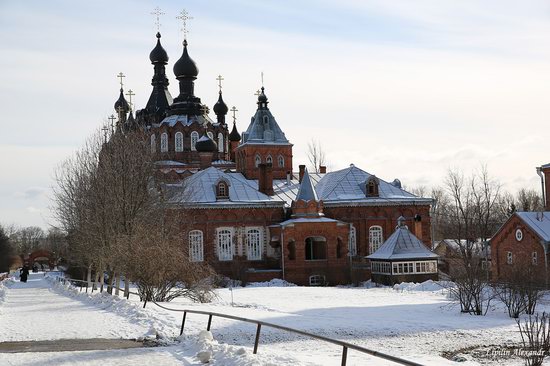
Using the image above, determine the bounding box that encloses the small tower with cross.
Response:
[114,72,130,126]
[228,106,241,161]
[213,75,228,125]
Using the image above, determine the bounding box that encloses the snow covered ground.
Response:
[0,273,545,365]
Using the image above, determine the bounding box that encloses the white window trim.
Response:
[349,225,357,256]
[150,134,156,153]
[207,131,214,140]
[384,260,437,275]
[217,227,234,261]
[507,251,513,265]
[278,155,284,168]
[246,227,263,261]
[255,154,261,168]
[532,251,537,265]
[369,226,383,254]
[266,155,273,165]
[309,275,325,286]
[189,230,204,262]
[191,131,199,151]
[218,133,224,153]
[160,132,168,152]
[175,132,184,152]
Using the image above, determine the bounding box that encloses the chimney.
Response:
[299,164,306,183]
[319,165,327,174]
[286,171,291,186]
[539,165,550,211]
[258,163,274,195]
[414,214,423,241]
[199,152,214,169]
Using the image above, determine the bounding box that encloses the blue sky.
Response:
[1,0,550,228]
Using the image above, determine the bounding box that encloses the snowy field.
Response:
[1,273,547,365]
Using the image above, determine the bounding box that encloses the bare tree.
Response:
[517,313,550,366]
[307,139,327,173]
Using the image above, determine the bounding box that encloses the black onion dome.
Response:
[149,32,168,64]
[229,122,241,141]
[173,39,198,78]
[213,92,228,115]
[114,88,130,112]
[195,134,217,152]
[258,86,268,103]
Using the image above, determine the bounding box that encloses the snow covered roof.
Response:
[367,218,438,261]
[295,169,318,202]
[278,217,342,227]
[240,109,290,145]
[155,160,187,166]
[165,167,284,207]
[158,113,215,128]
[516,212,550,242]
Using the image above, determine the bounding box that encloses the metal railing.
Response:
[56,276,424,366]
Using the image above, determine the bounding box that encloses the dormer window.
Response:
[366,176,379,197]
[216,181,229,199]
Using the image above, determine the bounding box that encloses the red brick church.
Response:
[110,26,435,286]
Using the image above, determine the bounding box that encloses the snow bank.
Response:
[393,280,445,292]
[246,279,296,287]
[0,277,15,306]
[47,277,177,339]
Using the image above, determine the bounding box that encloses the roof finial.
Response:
[117,72,125,89]
[230,106,238,123]
[176,9,193,41]
[125,89,135,111]
[261,71,264,88]
[151,7,164,32]
[216,74,224,93]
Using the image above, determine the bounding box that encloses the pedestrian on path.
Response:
[20,265,29,283]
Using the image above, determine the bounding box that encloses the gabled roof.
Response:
[516,212,550,242]
[165,167,283,206]
[315,165,426,203]
[367,219,438,261]
[295,169,318,202]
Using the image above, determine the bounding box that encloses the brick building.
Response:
[491,163,550,285]
[109,29,435,285]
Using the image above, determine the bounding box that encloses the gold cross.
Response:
[151,7,164,31]
[216,75,224,92]
[125,89,135,110]
[176,9,193,39]
[108,114,116,132]
[230,106,238,123]
[254,90,261,96]
[101,125,109,143]
[117,72,125,89]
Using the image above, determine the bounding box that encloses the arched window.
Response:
[369,226,383,254]
[246,228,262,260]
[188,230,203,262]
[266,155,272,165]
[160,132,168,152]
[190,131,199,151]
[255,154,261,168]
[217,228,233,261]
[305,236,327,260]
[218,133,224,153]
[263,115,269,125]
[175,132,183,152]
[150,134,156,153]
[366,177,379,197]
[217,181,228,198]
[349,225,357,256]
[207,131,214,140]
[278,155,285,168]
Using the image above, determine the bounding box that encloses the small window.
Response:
[366,177,379,197]
[288,240,296,260]
[369,226,383,254]
[278,155,284,168]
[246,228,263,260]
[305,237,327,260]
[348,225,357,256]
[263,115,269,125]
[309,275,325,286]
[533,252,538,265]
[160,132,168,152]
[217,182,228,198]
[507,251,513,265]
[255,154,261,168]
[515,229,523,242]
[189,230,204,262]
[175,132,183,152]
[218,133,224,153]
[207,131,214,140]
[266,155,273,165]
[150,134,156,153]
[191,131,199,151]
